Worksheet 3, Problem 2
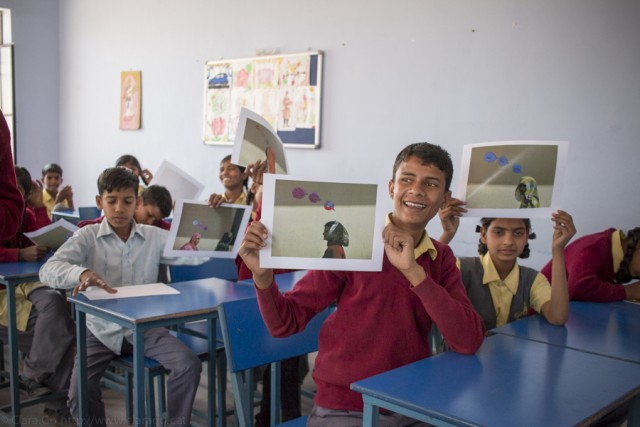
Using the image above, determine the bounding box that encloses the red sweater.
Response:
[540,228,627,302]
[256,239,485,411]
[0,111,24,240]
[0,205,51,263]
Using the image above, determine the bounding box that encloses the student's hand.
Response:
[438,198,466,244]
[382,223,426,286]
[551,210,576,252]
[237,220,274,289]
[56,185,74,206]
[72,270,117,297]
[27,180,45,208]
[140,169,153,186]
[247,160,267,195]
[18,245,49,262]
[208,193,226,208]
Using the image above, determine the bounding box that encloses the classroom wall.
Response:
[5,0,640,269]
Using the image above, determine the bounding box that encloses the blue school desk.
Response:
[491,301,640,364]
[68,277,257,427]
[0,261,48,426]
[351,333,640,427]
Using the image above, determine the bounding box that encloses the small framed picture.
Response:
[457,140,568,218]
[164,200,252,258]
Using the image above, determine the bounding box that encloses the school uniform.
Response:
[0,111,23,240]
[42,188,70,218]
[540,228,628,302]
[255,230,485,412]
[459,254,551,329]
[40,220,205,427]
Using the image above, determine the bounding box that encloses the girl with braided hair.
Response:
[541,227,640,302]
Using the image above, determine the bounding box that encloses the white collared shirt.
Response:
[40,219,205,354]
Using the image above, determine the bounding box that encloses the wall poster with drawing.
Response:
[203,51,323,148]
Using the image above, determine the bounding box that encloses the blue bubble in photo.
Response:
[498,155,509,166]
[484,151,497,163]
[512,163,523,174]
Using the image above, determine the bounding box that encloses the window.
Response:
[0,8,15,160]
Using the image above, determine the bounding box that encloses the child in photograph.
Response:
[322,221,349,259]
[540,227,640,302]
[39,166,205,427]
[41,162,74,218]
[238,142,485,426]
[180,233,201,251]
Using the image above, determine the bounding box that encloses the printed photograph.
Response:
[260,174,387,271]
[232,107,288,174]
[457,140,568,218]
[164,200,251,258]
[149,160,205,203]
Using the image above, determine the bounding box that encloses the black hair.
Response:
[14,166,32,195]
[614,227,640,283]
[115,154,142,172]
[42,162,63,177]
[476,217,534,259]
[220,155,253,206]
[391,142,454,192]
[97,167,139,196]
[141,185,173,218]
[324,221,349,247]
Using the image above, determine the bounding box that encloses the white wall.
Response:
[7,0,640,269]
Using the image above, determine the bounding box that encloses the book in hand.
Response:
[24,219,78,252]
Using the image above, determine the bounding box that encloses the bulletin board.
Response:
[203,51,323,149]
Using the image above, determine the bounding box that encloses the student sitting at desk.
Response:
[41,162,75,219]
[40,166,205,427]
[77,184,172,230]
[439,202,575,330]
[540,227,640,302]
[0,165,75,422]
[238,142,485,426]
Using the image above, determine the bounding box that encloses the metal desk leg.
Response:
[207,317,216,427]
[76,310,88,427]
[7,284,21,426]
[133,329,145,426]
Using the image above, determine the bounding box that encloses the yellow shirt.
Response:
[612,229,624,274]
[478,253,551,327]
[0,282,44,332]
[43,189,70,218]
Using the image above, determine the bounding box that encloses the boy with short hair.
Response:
[0,166,75,421]
[239,142,485,426]
[77,184,173,230]
[42,162,75,218]
[40,167,203,427]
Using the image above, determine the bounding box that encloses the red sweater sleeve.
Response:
[0,110,24,240]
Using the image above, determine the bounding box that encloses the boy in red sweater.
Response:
[238,142,485,426]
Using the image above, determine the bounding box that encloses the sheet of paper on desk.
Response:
[82,283,180,300]
[24,219,78,251]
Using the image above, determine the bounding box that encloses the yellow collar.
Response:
[480,253,519,294]
[612,229,624,273]
[385,214,437,260]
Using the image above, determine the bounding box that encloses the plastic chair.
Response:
[219,298,331,427]
[169,258,238,282]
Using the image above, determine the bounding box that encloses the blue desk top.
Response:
[351,334,640,427]
[68,277,257,324]
[491,301,640,364]
[0,261,44,284]
[238,270,309,293]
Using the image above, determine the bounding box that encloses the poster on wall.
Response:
[456,140,568,218]
[119,71,142,130]
[203,51,323,148]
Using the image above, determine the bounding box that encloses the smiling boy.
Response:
[40,167,203,427]
[238,142,485,426]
